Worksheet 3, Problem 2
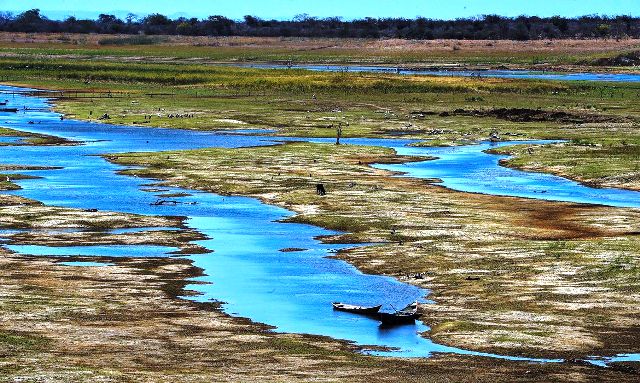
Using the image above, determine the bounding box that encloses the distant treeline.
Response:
[1,9,640,40]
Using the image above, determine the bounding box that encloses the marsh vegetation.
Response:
[0,34,639,381]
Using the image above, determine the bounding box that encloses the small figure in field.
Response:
[335,121,348,145]
[316,183,326,196]
[489,129,500,142]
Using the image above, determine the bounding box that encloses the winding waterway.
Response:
[232,63,640,82]
[0,85,638,365]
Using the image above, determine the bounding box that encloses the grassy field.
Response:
[492,142,640,190]
[1,35,640,381]
[1,41,638,187]
[2,33,640,67]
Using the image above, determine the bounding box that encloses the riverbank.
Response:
[1,43,638,190]
[0,126,76,147]
[489,142,640,192]
[2,33,640,70]
[3,243,632,382]
[110,141,640,362]
[0,95,637,379]
[0,138,628,381]
[2,37,640,380]
[0,186,635,381]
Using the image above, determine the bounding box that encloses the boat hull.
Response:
[378,312,420,325]
[332,303,382,315]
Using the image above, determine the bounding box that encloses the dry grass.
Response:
[111,142,640,360]
[2,33,640,53]
[2,33,640,66]
[0,192,636,382]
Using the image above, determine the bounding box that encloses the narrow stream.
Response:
[0,85,638,365]
[230,63,640,82]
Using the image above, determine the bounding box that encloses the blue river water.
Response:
[0,85,638,365]
[0,136,22,143]
[233,63,640,83]
[376,142,640,208]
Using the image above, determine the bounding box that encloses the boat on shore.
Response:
[332,302,382,315]
[378,301,420,325]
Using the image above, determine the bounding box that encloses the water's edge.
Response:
[0,85,637,366]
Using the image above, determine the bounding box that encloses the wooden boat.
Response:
[150,199,179,206]
[378,301,420,325]
[332,302,382,315]
[0,108,18,113]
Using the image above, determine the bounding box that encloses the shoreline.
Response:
[488,144,640,193]
[20,84,640,359]
[108,139,640,360]
[3,76,640,380]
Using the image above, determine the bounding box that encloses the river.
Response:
[0,85,637,365]
[230,63,640,83]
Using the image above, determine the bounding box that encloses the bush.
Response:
[97,35,166,46]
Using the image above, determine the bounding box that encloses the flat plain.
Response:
[0,34,639,382]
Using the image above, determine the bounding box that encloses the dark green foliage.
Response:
[1,10,640,40]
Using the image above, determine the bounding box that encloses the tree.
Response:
[98,14,118,24]
[16,9,43,24]
[0,13,636,40]
[143,13,173,34]
[177,18,199,35]
[204,15,235,36]
[293,13,312,22]
[145,13,171,26]
[551,15,569,33]
[597,23,611,37]
[511,21,530,40]
[244,15,261,27]
[12,9,48,32]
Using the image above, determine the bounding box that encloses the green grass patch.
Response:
[0,331,50,351]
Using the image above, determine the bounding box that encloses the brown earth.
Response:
[1,33,640,54]
[443,108,629,124]
[3,247,638,382]
[110,142,640,364]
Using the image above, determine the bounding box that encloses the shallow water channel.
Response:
[0,85,638,365]
[231,63,640,83]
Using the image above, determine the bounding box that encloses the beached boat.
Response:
[378,301,420,325]
[332,302,382,315]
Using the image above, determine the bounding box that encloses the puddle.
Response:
[7,244,180,257]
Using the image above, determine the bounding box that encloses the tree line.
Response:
[1,9,639,40]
